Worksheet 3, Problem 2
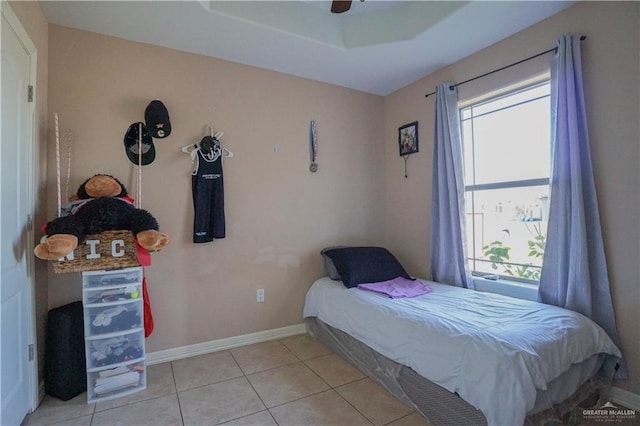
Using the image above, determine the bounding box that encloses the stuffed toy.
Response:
[34,174,169,260]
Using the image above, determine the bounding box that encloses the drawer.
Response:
[88,363,146,403]
[85,300,142,336]
[86,330,145,370]
[83,267,142,289]
[84,284,141,305]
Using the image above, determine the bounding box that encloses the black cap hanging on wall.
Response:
[124,122,155,165]
[145,100,171,138]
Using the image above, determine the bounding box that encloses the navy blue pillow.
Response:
[321,245,349,280]
[322,247,411,288]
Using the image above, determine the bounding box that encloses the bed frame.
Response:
[306,317,609,426]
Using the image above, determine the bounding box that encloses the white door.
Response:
[1,7,36,426]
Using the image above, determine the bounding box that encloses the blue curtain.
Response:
[538,34,626,378]
[430,83,473,288]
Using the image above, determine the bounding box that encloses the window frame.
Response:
[460,81,551,285]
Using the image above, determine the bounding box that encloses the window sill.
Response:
[472,276,538,301]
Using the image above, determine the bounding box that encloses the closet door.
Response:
[1,6,36,425]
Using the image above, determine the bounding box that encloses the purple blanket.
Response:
[357,277,433,298]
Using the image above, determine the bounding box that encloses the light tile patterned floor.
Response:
[23,334,432,426]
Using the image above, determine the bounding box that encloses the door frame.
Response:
[1,0,39,413]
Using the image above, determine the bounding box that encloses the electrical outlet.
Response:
[257,288,264,303]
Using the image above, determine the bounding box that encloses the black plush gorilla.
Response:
[34,174,169,260]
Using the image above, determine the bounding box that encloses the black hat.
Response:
[145,99,171,138]
[124,122,155,166]
[199,135,219,155]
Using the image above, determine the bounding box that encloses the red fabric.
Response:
[142,276,154,338]
[135,240,152,267]
[137,239,153,338]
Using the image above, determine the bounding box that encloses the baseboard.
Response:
[38,380,45,405]
[608,386,640,411]
[146,323,307,365]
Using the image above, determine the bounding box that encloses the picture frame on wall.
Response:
[399,121,418,156]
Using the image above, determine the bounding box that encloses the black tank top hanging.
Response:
[192,144,225,243]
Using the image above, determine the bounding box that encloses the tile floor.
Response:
[23,334,432,426]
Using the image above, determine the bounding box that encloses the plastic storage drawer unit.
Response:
[82,267,146,403]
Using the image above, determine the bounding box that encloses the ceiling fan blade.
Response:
[331,0,352,14]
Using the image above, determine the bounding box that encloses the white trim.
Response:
[608,386,640,411]
[472,276,538,301]
[1,1,37,53]
[37,381,45,405]
[146,323,307,365]
[1,0,39,415]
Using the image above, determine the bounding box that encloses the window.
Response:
[461,82,550,283]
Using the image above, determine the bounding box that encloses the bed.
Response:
[303,247,622,426]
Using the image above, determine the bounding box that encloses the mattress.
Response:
[306,317,605,426]
[303,277,621,426]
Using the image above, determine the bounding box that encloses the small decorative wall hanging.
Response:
[309,119,318,173]
[399,121,418,178]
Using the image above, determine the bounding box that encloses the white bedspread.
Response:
[303,277,621,426]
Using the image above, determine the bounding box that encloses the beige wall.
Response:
[8,0,49,383]
[384,1,640,393]
[46,25,386,352]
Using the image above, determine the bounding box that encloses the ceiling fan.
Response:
[331,0,364,14]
